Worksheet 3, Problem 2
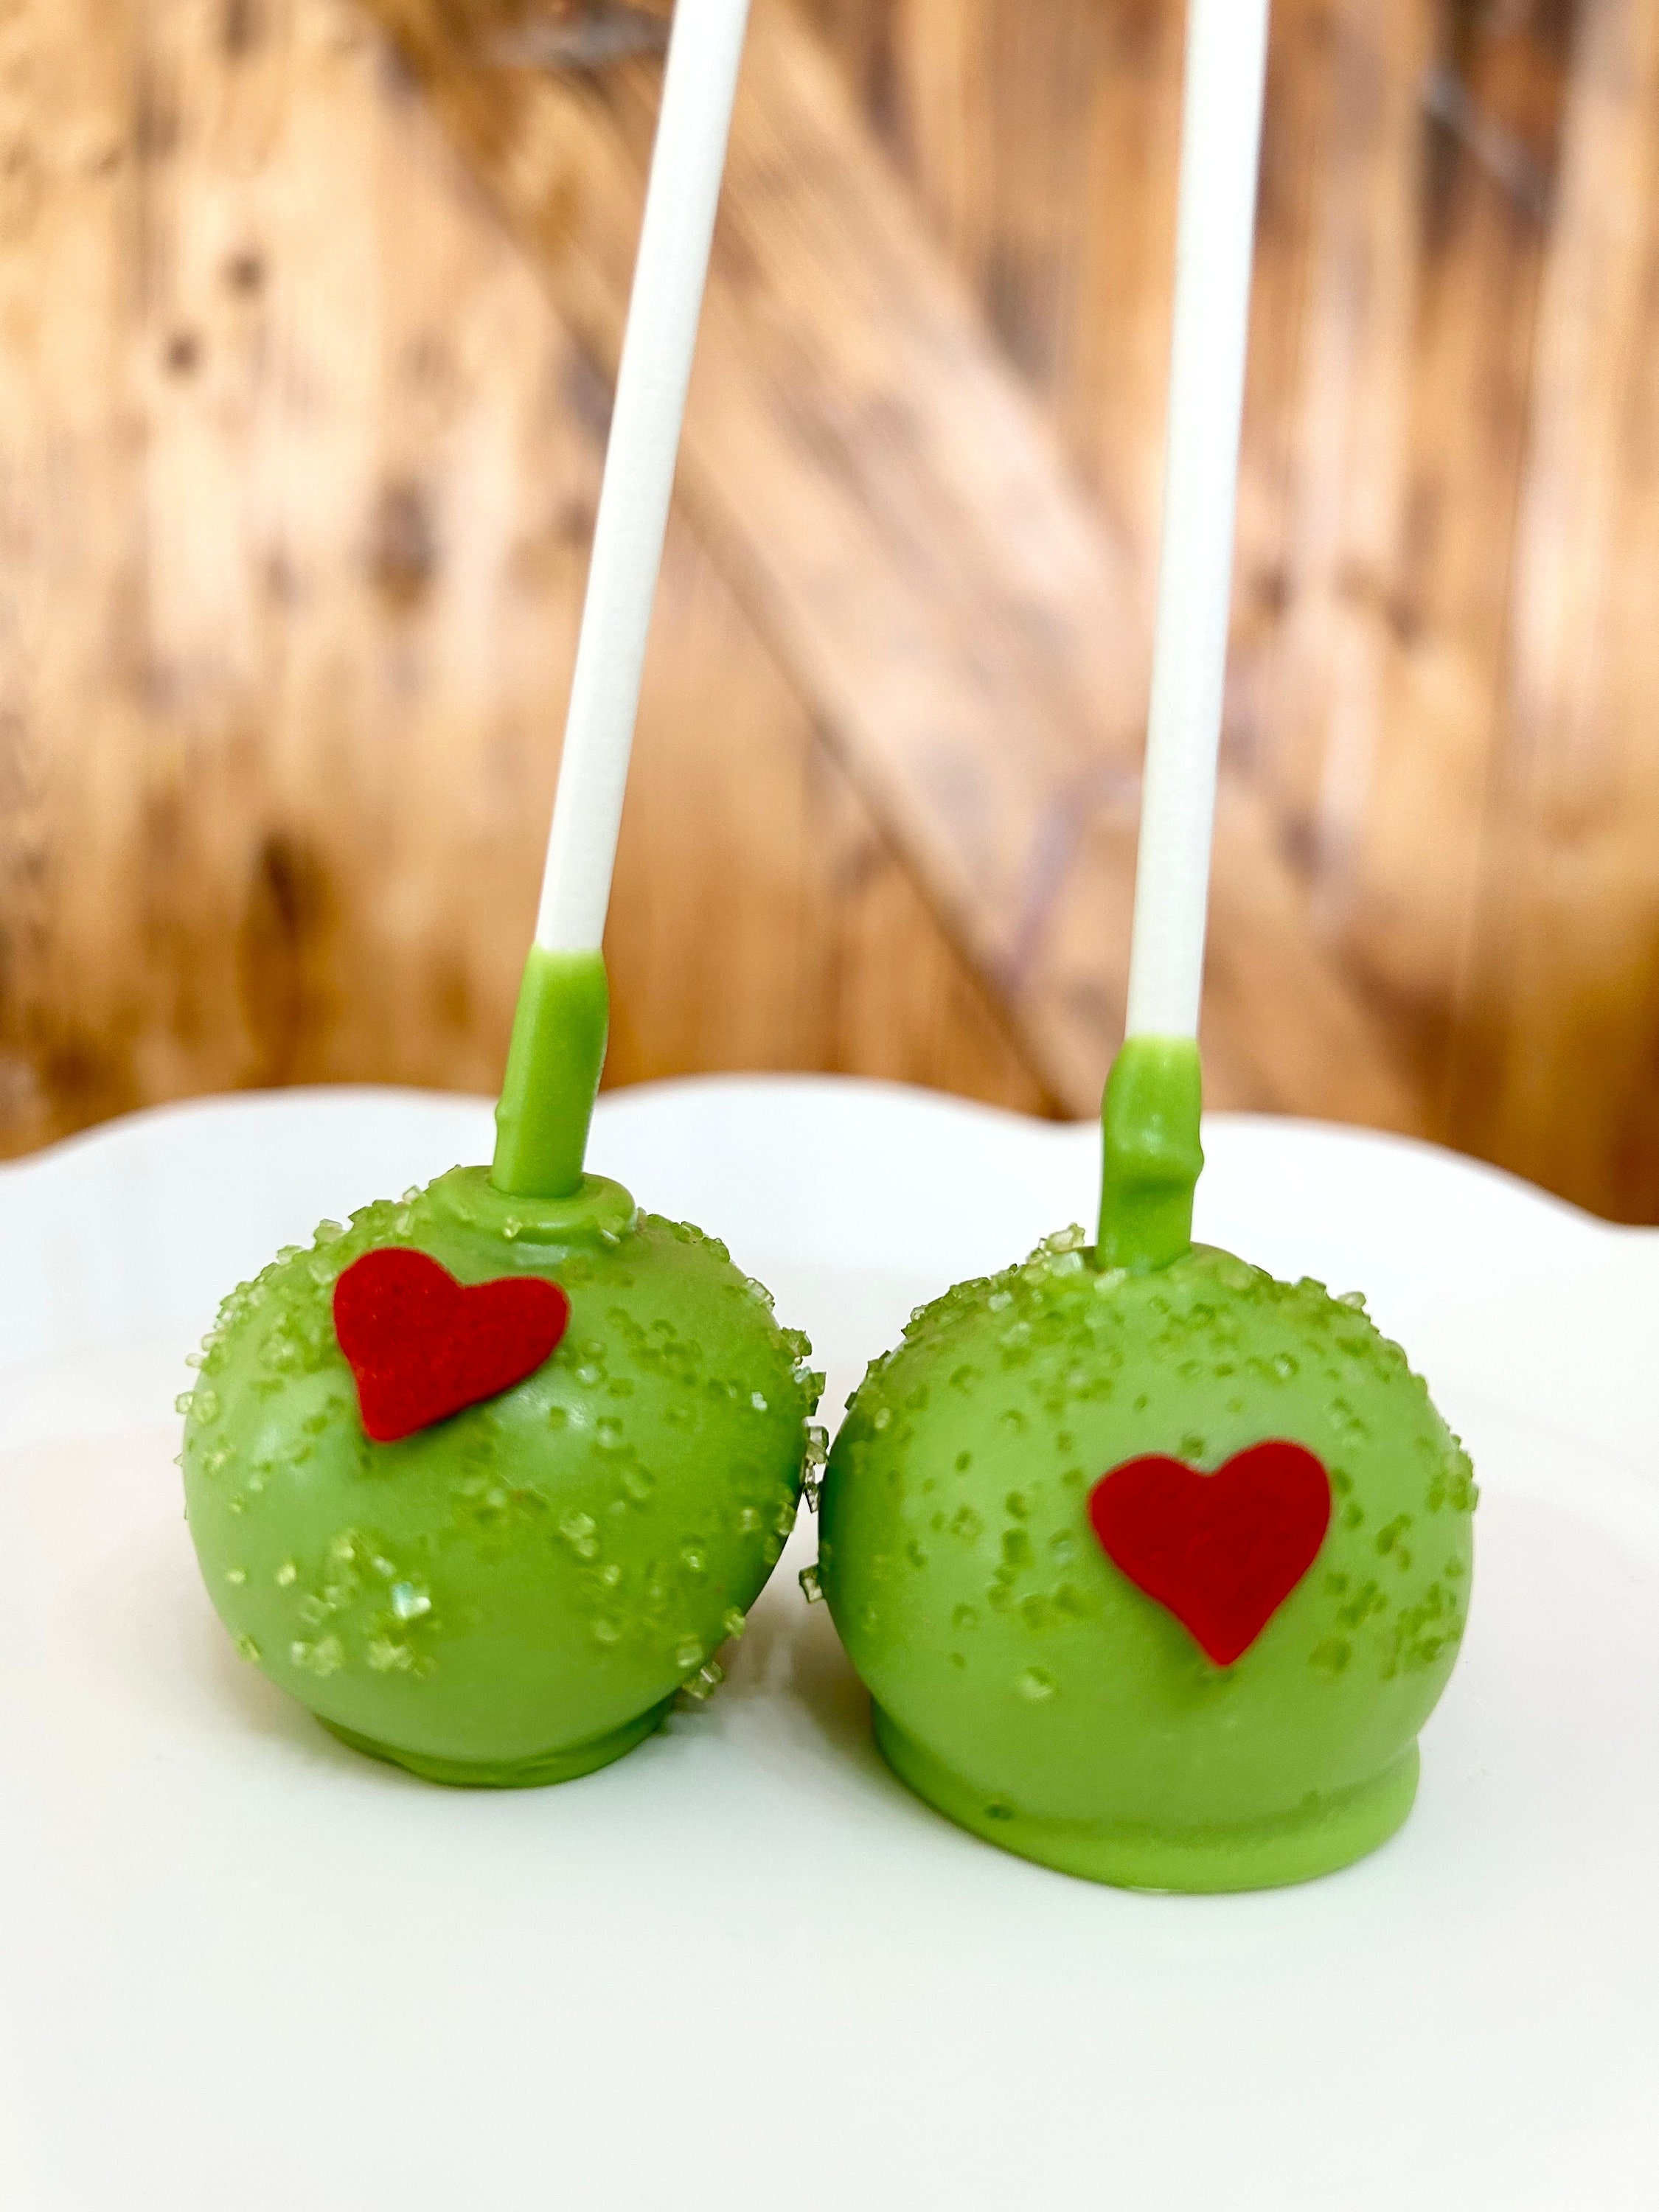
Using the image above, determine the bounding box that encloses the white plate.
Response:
[1,1077,1656,2211]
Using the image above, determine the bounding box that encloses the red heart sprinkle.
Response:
[1088,1441,1332,1666]
[333,1248,571,1444]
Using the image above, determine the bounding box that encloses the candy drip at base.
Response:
[322,1697,674,1790]
[874,1708,1419,1892]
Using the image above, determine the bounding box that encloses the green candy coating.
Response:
[493,945,611,1202]
[1098,1034,1205,1271]
[182,1165,822,1787]
[819,1230,1476,1891]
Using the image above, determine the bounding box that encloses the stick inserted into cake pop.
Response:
[183,0,825,1794]
[820,0,1475,1892]
[1099,0,1271,1271]
[493,0,754,1201]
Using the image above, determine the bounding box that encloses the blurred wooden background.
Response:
[2,0,1657,1218]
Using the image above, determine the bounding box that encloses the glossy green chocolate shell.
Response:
[819,1231,1475,1890]
[181,1166,822,1786]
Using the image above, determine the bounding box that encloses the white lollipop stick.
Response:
[535,0,753,954]
[1124,0,1272,1041]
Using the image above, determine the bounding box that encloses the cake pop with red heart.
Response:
[815,0,1475,1890]
[181,987,821,1787]
[817,1034,1475,1889]
[180,0,821,1788]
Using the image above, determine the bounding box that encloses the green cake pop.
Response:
[181,0,822,1787]
[818,1038,1475,1888]
[817,0,1474,1888]
[181,953,821,1787]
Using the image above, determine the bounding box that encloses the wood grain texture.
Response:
[0,0,1048,1159]
[366,0,1422,1128]
[1338,12,1568,1053]
[1450,0,1659,1214]
[808,0,1184,584]
[7,0,1659,1221]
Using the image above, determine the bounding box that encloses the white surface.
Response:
[535,0,751,951]
[1126,0,1271,1038]
[1,1076,1657,2211]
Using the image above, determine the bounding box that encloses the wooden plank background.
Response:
[1,0,1656,1222]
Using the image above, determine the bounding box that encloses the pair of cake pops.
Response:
[180,0,1472,1888]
